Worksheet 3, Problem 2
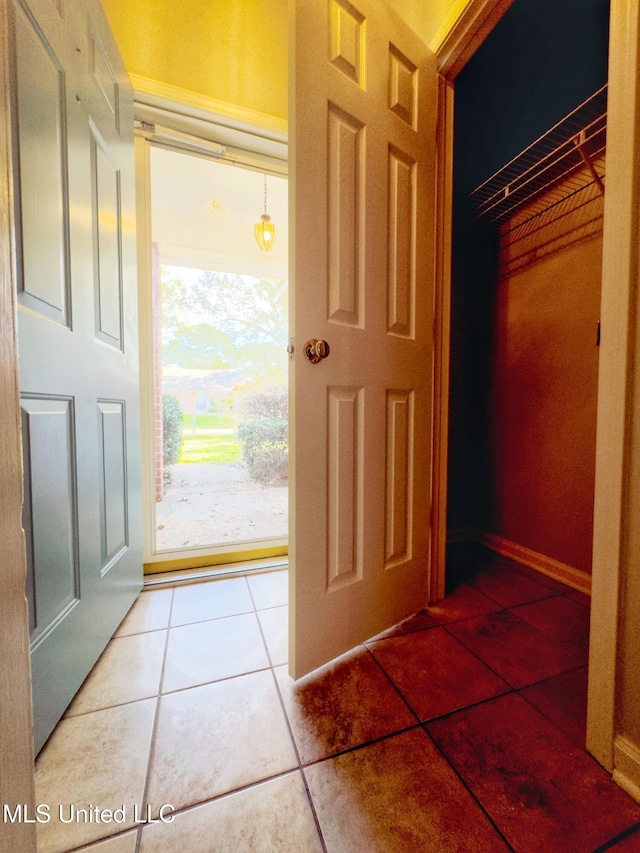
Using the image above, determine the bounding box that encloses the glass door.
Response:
[146,144,288,571]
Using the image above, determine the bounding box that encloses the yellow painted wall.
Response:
[387,0,467,47]
[100,0,289,120]
[101,0,465,120]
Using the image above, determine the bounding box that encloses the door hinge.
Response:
[287,338,295,360]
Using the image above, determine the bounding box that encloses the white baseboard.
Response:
[445,527,592,595]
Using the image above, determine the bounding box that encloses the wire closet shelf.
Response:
[469,84,607,229]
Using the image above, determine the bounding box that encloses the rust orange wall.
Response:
[482,233,602,574]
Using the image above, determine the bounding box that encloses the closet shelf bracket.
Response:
[573,130,605,197]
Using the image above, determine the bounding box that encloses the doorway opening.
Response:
[446,0,609,585]
[147,144,289,569]
[444,0,609,746]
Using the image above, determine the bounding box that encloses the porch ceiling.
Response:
[150,146,289,279]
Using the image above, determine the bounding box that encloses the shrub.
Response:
[237,418,288,484]
[237,388,288,485]
[243,386,288,421]
[162,394,183,472]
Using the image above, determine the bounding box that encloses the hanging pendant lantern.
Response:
[254,174,276,251]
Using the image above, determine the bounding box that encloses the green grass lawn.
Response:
[178,432,242,464]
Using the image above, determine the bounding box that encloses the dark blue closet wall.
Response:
[454,0,610,198]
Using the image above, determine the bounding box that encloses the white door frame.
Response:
[132,88,288,573]
[585,0,640,788]
[431,0,640,786]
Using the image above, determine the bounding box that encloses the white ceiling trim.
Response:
[132,74,288,176]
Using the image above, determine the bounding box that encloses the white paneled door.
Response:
[289,0,437,676]
[10,0,141,753]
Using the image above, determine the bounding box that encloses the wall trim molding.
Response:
[446,528,592,595]
[434,0,514,77]
[613,736,640,804]
[429,0,474,54]
[132,76,288,176]
[130,73,288,138]
[478,531,592,594]
[446,526,478,543]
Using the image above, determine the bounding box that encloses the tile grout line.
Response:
[421,717,518,853]
[254,570,328,853]
[136,576,297,850]
[58,825,138,853]
[590,819,640,852]
[58,772,317,853]
[363,643,426,723]
[295,720,428,770]
[427,566,597,850]
[505,560,590,600]
[42,588,175,853]
[134,585,177,853]
[364,633,517,728]
[293,766,329,853]
[513,675,589,752]
[439,600,588,696]
[236,569,327,851]
[168,606,256,630]
[251,584,279,671]
[267,644,329,853]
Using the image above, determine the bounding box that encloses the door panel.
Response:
[11,0,142,753]
[91,127,124,347]
[22,396,78,638]
[97,400,128,569]
[14,5,69,325]
[290,0,437,677]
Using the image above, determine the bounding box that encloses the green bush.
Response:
[237,416,288,484]
[162,394,183,472]
[243,386,288,421]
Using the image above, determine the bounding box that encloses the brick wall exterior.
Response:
[152,243,164,501]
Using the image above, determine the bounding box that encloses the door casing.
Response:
[133,113,288,574]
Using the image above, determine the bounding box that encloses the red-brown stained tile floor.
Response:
[427,692,640,853]
[519,666,589,746]
[367,626,510,721]
[447,608,585,688]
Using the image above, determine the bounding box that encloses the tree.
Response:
[162,323,235,370]
[160,267,288,381]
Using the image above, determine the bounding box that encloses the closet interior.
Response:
[447,0,610,586]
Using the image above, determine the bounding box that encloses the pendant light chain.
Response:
[255,173,276,252]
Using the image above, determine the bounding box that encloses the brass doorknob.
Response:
[303,338,330,363]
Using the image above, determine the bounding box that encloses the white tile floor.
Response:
[35,571,299,853]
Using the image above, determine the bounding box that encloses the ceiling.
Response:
[150,145,289,279]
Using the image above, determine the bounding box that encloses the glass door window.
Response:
[149,146,288,561]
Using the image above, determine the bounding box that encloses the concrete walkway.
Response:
[155,462,288,551]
